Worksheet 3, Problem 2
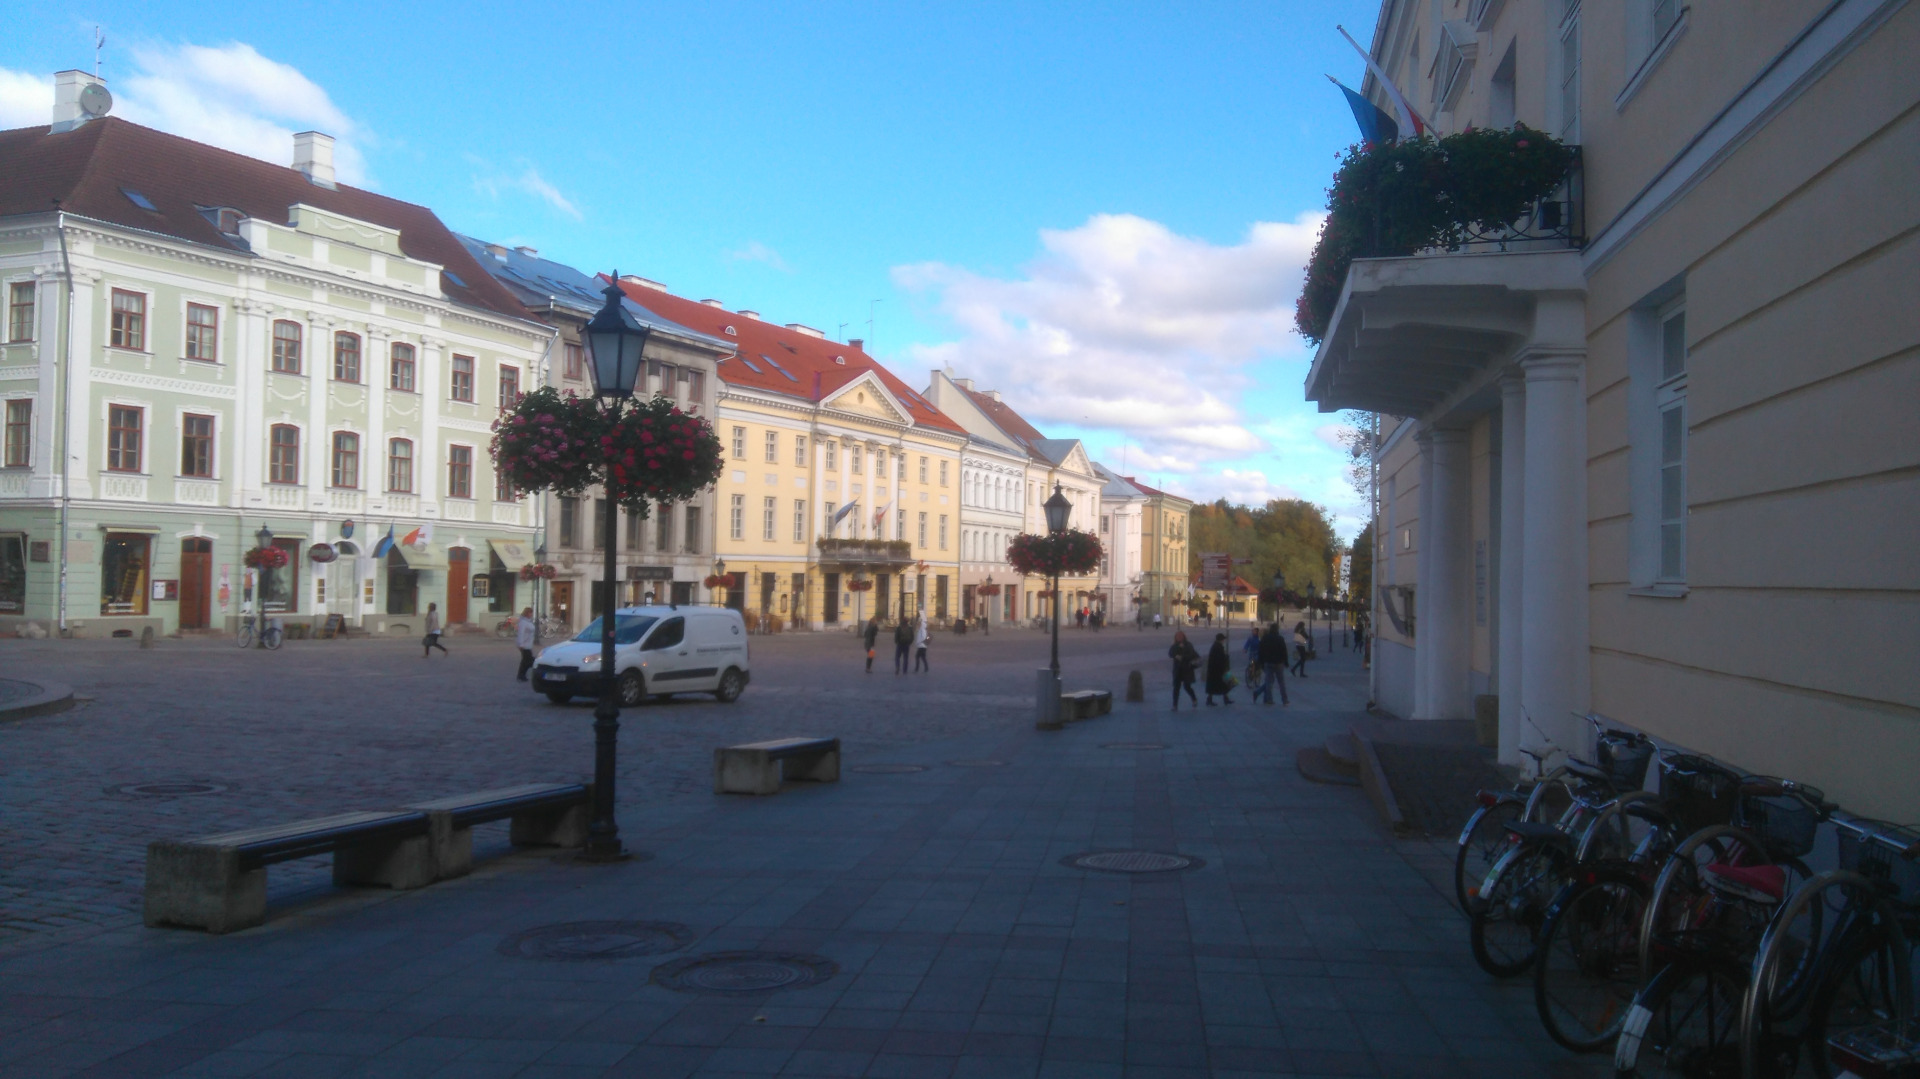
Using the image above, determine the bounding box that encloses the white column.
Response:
[1412,432,1435,718]
[31,271,62,499]
[1497,373,1528,765]
[1415,427,1471,720]
[1519,346,1589,755]
[65,268,98,499]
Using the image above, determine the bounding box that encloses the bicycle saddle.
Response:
[1562,759,1611,786]
[1703,862,1786,903]
[1503,821,1575,849]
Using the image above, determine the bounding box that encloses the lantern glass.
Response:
[583,276,652,398]
[1043,484,1072,534]
[256,526,274,549]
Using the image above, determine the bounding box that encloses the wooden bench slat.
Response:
[407,783,588,827]
[188,810,426,849]
[732,737,837,756]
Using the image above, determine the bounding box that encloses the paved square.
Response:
[0,626,1599,1077]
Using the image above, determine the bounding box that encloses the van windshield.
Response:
[572,614,657,646]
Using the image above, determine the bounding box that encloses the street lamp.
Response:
[712,557,726,607]
[1043,483,1072,676]
[579,273,653,863]
[982,574,993,636]
[252,525,274,648]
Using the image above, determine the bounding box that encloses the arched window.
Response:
[271,320,301,374]
[268,425,299,484]
[333,332,361,383]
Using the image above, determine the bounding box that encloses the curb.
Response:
[1349,725,1409,835]
[0,678,76,722]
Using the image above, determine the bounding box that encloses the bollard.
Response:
[1125,670,1144,703]
[1035,669,1064,730]
[140,625,155,649]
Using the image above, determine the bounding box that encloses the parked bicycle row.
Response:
[1452,715,1919,1077]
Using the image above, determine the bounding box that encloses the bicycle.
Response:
[235,611,283,650]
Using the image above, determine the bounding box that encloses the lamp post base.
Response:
[1035,668,1063,730]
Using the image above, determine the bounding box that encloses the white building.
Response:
[1093,462,1147,624]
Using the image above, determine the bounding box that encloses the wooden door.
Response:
[550,580,574,631]
[179,539,212,629]
[447,547,470,624]
[823,572,840,624]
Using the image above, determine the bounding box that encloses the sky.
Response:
[1,1,1382,538]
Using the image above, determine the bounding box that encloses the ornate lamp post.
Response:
[580,274,652,862]
[1043,483,1072,676]
[1270,569,1286,627]
[253,525,274,648]
[712,557,726,607]
[982,574,993,635]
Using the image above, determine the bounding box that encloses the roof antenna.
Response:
[867,299,880,350]
[93,27,105,78]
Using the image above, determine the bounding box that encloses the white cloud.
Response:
[0,67,53,129]
[726,240,790,271]
[473,164,583,221]
[894,211,1323,465]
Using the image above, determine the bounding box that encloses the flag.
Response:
[401,526,424,547]
[830,500,859,528]
[1328,75,1399,144]
[872,502,891,531]
[372,525,395,558]
[1337,24,1427,139]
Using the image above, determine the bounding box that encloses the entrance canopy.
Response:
[488,537,534,572]
[393,543,449,573]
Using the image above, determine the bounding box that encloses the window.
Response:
[1558,1,1581,140]
[763,496,776,541]
[0,533,23,614]
[683,505,700,552]
[656,362,677,401]
[110,290,145,350]
[655,502,673,551]
[793,499,807,542]
[850,445,863,475]
[498,365,520,411]
[450,355,474,401]
[876,449,887,475]
[938,514,948,550]
[1630,286,1688,590]
[593,498,608,549]
[824,502,836,536]
[764,430,777,463]
[559,496,579,548]
[795,435,807,467]
[918,456,928,483]
[730,494,745,539]
[389,343,415,391]
[1651,0,1680,42]
[4,399,31,466]
[387,438,413,492]
[272,320,302,373]
[564,342,584,381]
[268,424,299,483]
[6,282,32,342]
[180,414,213,477]
[186,303,219,361]
[688,370,705,404]
[331,432,360,488]
[328,332,359,382]
[895,507,905,540]
[897,454,906,481]
[100,533,151,616]
[496,465,517,502]
[824,441,837,470]
[447,445,473,498]
[917,511,928,547]
[939,460,948,487]
[625,506,643,549]
[732,426,746,459]
[1100,514,1110,534]
[107,405,143,472]
[1656,305,1687,581]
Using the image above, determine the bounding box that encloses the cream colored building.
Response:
[1312,1,1918,818]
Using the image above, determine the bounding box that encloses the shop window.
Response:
[385,547,418,614]
[269,424,299,484]
[387,438,413,492]
[100,532,152,615]
[333,332,361,383]
[260,538,301,613]
[107,405,143,472]
[0,533,25,614]
[110,290,145,350]
[389,343,415,391]
[185,303,219,362]
[180,414,214,477]
[4,399,29,467]
[272,320,302,373]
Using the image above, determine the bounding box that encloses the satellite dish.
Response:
[79,83,113,118]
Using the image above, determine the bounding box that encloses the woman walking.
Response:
[863,617,880,674]
[913,616,931,673]
[1205,632,1235,705]
[1257,625,1290,705]
[1290,621,1310,677]
[1168,631,1199,710]
[423,603,448,657]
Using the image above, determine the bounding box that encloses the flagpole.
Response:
[1336,24,1427,137]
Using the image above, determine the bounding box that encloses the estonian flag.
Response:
[830,500,859,528]
[372,525,395,558]
[1328,75,1398,144]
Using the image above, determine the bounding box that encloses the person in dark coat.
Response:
[893,618,914,675]
[1291,621,1311,677]
[1257,625,1290,705]
[1205,632,1234,705]
[863,617,880,673]
[1168,631,1199,710]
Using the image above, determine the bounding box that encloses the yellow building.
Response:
[614,282,965,628]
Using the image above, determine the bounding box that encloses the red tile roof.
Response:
[611,280,966,434]
[0,118,530,320]
[1123,476,1188,502]
[960,388,1050,455]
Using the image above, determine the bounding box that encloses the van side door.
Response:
[639,616,693,688]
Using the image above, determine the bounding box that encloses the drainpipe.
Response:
[54,202,76,636]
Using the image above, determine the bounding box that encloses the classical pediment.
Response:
[824,374,910,425]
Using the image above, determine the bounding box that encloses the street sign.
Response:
[1199,552,1233,591]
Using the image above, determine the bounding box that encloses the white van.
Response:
[530,605,751,706]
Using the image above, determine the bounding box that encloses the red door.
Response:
[179,539,212,629]
[448,547,470,625]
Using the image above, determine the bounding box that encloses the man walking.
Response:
[423,602,448,657]
[1257,625,1290,705]
[515,606,537,681]
[893,617,914,675]
[863,617,880,673]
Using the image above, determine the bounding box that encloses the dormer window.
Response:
[197,206,246,235]
[724,325,737,336]
[833,355,846,365]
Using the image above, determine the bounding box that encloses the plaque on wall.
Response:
[30,541,50,562]
[151,579,179,601]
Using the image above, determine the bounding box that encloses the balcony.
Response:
[99,472,149,502]
[491,502,523,526]
[328,489,364,514]
[266,485,305,509]
[176,479,220,506]
[817,538,915,566]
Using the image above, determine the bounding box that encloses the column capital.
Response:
[1500,368,1529,399]
[1415,425,1468,447]
[1520,346,1584,383]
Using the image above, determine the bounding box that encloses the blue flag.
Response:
[372,524,395,558]
[1328,75,1399,144]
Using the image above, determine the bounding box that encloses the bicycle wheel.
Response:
[1471,841,1568,977]
[1456,798,1525,915]
[263,624,283,650]
[235,620,254,648]
[1798,901,1913,1079]
[1534,868,1652,1052]
[1613,962,1746,1078]
[1640,825,1768,979]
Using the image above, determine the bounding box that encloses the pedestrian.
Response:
[893,617,914,674]
[423,602,448,657]
[1353,615,1367,652]
[1168,631,1199,710]
[1291,620,1310,677]
[1205,632,1235,705]
[863,617,880,674]
[514,606,537,681]
[1258,625,1290,705]
[913,616,930,673]
[1153,612,1163,630]
[1242,626,1262,688]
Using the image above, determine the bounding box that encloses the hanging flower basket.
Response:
[975,583,1002,597]
[847,579,873,593]
[518,563,559,581]
[490,388,725,510]
[243,546,288,570]
[1006,531,1103,578]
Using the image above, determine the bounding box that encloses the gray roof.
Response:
[455,235,726,348]
[1091,461,1146,499]
[1028,438,1084,468]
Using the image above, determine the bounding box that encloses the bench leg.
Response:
[333,835,435,890]
[421,812,473,880]
[783,749,840,784]
[144,843,265,934]
[511,803,589,848]
[715,748,780,795]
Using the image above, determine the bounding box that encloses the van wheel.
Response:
[544,690,573,705]
[618,669,646,707]
[715,668,746,703]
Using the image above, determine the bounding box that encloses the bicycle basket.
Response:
[1597,731,1654,790]
[1737,792,1820,859]
[1658,754,1743,833]
[1838,821,1920,907]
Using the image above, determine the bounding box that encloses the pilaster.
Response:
[1497,373,1528,765]
[1415,426,1471,720]
[1519,346,1589,757]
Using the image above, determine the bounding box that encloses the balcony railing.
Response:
[1451,148,1584,251]
[817,538,915,565]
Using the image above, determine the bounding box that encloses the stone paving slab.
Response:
[0,628,1605,1077]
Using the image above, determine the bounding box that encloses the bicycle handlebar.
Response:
[1832,816,1920,861]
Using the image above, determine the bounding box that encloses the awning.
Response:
[394,543,449,572]
[488,537,534,572]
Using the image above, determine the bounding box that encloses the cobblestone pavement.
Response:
[0,624,1603,1077]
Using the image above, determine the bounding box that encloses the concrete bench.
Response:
[714,737,841,795]
[144,810,432,933]
[405,783,591,880]
[1061,690,1113,721]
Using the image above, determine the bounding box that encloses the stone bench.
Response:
[405,783,591,880]
[714,737,841,795]
[144,810,432,934]
[1061,690,1113,721]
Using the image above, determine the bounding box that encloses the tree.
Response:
[1348,523,1373,609]
[1188,497,1340,614]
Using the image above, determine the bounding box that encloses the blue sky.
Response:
[2,0,1381,536]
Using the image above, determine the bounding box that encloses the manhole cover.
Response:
[1062,850,1202,874]
[498,921,689,961]
[851,764,927,774]
[1101,743,1167,751]
[651,951,838,995]
[947,759,1006,768]
[104,781,231,798]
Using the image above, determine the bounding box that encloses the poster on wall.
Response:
[217,564,231,613]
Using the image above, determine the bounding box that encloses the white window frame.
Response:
[763,496,776,541]
[1628,280,1689,596]
[730,493,745,540]
[793,499,807,543]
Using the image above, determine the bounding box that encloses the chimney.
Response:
[785,323,824,339]
[988,390,1002,402]
[737,310,761,320]
[293,131,336,188]
[954,377,974,391]
[51,70,106,133]
[485,244,509,262]
[701,299,725,308]
[514,246,538,258]
[848,338,863,350]
[620,275,668,292]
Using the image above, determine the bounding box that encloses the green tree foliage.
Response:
[1188,498,1341,606]
[1348,522,1373,609]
